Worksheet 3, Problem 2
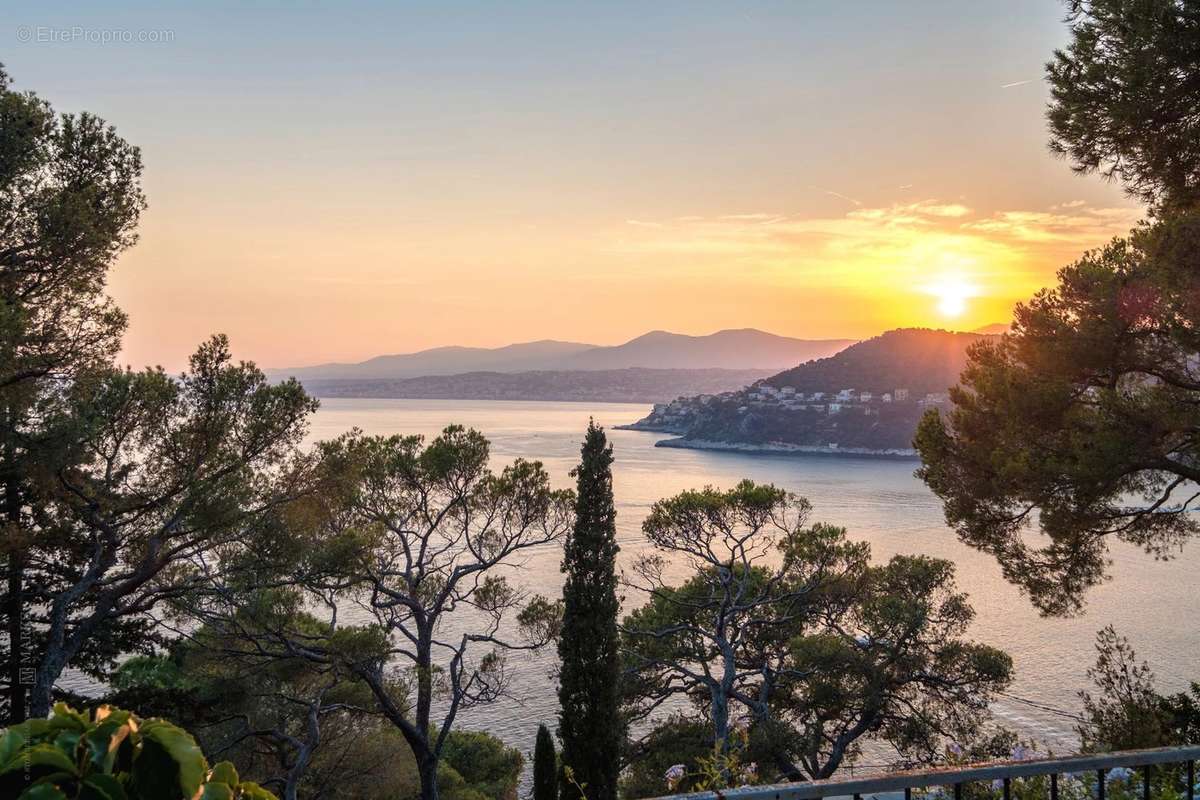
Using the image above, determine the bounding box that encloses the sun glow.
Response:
[926,275,978,318]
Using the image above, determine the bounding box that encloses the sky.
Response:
[5,1,1144,371]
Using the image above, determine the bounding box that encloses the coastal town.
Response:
[629,382,951,435]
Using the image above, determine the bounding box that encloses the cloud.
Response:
[610,200,1143,298]
[961,205,1142,244]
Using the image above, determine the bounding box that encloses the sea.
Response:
[303,398,1200,772]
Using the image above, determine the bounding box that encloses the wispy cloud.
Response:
[611,200,1143,300]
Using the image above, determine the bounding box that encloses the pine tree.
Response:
[558,421,622,800]
[533,724,557,800]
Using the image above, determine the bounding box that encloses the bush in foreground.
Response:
[0,703,275,799]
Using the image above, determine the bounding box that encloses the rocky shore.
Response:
[652,437,919,459]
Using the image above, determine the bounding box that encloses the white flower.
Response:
[1010,745,1039,762]
[1106,768,1134,783]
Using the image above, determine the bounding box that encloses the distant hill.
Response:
[268,329,854,381]
[267,340,595,381]
[299,368,771,404]
[620,328,996,457]
[971,322,1010,335]
[567,329,854,371]
[764,328,988,396]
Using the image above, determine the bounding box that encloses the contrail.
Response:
[807,184,863,207]
[1001,78,1037,88]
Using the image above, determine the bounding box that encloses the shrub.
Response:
[439,730,523,800]
[0,703,276,800]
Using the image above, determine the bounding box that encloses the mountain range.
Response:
[268,329,856,382]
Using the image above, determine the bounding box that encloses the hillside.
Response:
[620,328,992,457]
[764,328,987,396]
[268,329,854,382]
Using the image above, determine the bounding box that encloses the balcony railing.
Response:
[651,745,1200,800]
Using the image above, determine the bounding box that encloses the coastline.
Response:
[651,436,920,460]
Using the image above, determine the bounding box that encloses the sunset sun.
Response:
[927,275,978,318]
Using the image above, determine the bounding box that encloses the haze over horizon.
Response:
[6,1,1143,372]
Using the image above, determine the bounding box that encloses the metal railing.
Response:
[651,746,1200,800]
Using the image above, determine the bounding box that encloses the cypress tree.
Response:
[533,724,557,800]
[558,421,622,800]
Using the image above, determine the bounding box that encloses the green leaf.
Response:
[1,743,80,777]
[132,720,207,800]
[79,774,129,800]
[18,783,70,800]
[198,783,235,800]
[84,718,134,773]
[6,720,50,741]
[52,732,82,762]
[234,782,279,800]
[48,704,90,733]
[208,762,239,787]
[93,708,133,728]
[0,731,26,767]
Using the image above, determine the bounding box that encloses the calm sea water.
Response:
[305,398,1198,767]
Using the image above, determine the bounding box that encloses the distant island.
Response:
[617,328,993,457]
[297,367,770,404]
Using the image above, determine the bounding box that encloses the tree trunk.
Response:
[29,657,60,718]
[5,554,24,723]
[418,751,440,800]
[710,688,729,751]
[283,693,324,800]
[4,465,26,723]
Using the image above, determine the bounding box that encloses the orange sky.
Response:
[8,2,1144,371]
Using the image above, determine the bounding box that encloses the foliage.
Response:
[0,702,275,799]
[619,716,713,800]
[104,596,408,800]
[208,426,575,800]
[621,481,1012,782]
[437,730,522,800]
[0,62,147,723]
[915,211,1200,615]
[533,724,556,800]
[1079,626,1200,751]
[770,554,1013,775]
[1046,0,1200,211]
[917,0,1200,616]
[683,728,757,793]
[558,422,621,800]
